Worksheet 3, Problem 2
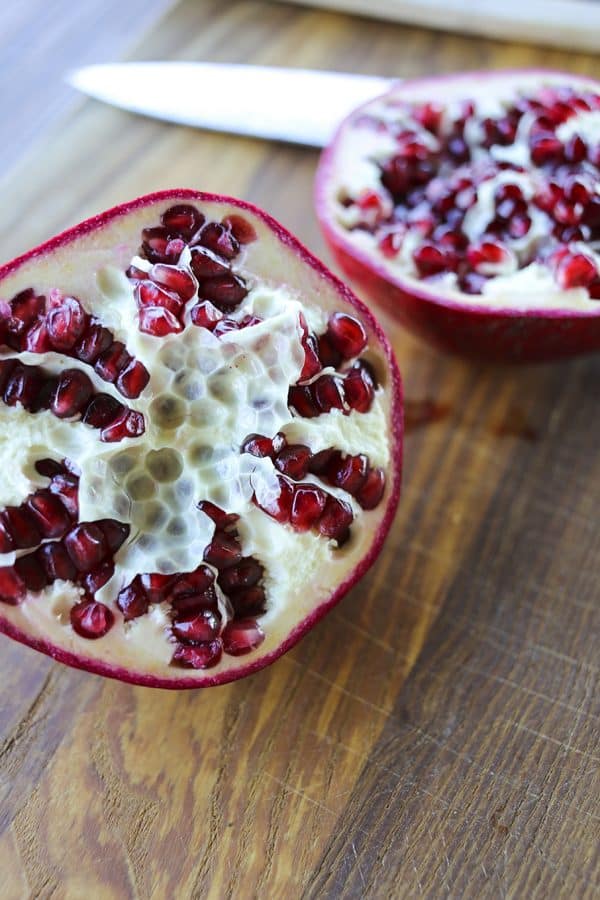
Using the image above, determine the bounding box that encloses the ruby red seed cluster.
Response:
[344,85,600,296]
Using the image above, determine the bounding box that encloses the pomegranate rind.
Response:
[0,190,402,689]
[315,69,600,362]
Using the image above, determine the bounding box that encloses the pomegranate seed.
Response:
[82,561,115,596]
[291,485,327,531]
[50,369,94,418]
[256,475,294,523]
[0,518,14,552]
[582,197,600,228]
[141,227,170,261]
[171,586,219,616]
[467,240,510,271]
[25,318,51,352]
[222,618,265,656]
[190,300,223,329]
[138,306,183,336]
[314,375,346,413]
[100,409,145,442]
[333,454,369,494]
[1,507,41,549]
[275,444,311,479]
[308,448,338,475]
[229,586,267,616]
[161,203,204,238]
[212,318,240,337]
[64,523,108,572]
[218,558,263,593]
[74,321,113,364]
[317,333,342,368]
[556,252,597,289]
[140,572,174,604]
[0,359,17,393]
[70,600,114,639]
[3,364,43,409]
[117,578,149,620]
[126,264,147,281]
[241,433,274,457]
[115,359,150,399]
[413,243,455,275]
[150,264,196,301]
[38,542,77,582]
[82,394,124,429]
[565,134,587,163]
[190,247,230,279]
[172,609,221,644]
[46,296,87,350]
[30,377,56,414]
[35,458,65,478]
[49,474,79,518]
[0,566,26,604]
[135,281,183,316]
[8,290,44,332]
[318,496,353,544]
[200,274,247,311]
[26,490,71,538]
[326,312,368,359]
[289,384,319,418]
[15,554,48,592]
[172,640,223,669]
[344,362,376,413]
[413,101,442,133]
[221,214,257,244]
[95,342,130,382]
[197,501,239,529]
[300,331,322,380]
[195,222,239,259]
[203,533,242,569]
[168,565,216,600]
[530,135,564,166]
[97,519,129,554]
[356,467,386,509]
[508,214,532,239]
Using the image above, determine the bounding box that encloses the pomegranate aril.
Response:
[300,332,322,380]
[70,600,114,639]
[95,342,130,383]
[49,474,79,518]
[212,317,240,337]
[117,578,149,620]
[317,332,343,368]
[275,444,311,479]
[161,203,204,238]
[190,247,230,279]
[203,533,242,569]
[46,295,87,350]
[3,364,43,410]
[35,458,65,478]
[288,384,319,418]
[318,496,353,544]
[356,467,386,510]
[197,501,240,530]
[190,300,223,329]
[140,572,174,604]
[222,618,265,656]
[195,222,240,259]
[556,253,597,289]
[64,523,108,572]
[169,565,215,600]
[327,313,368,359]
[8,290,44,332]
[0,518,14,553]
[256,475,294,523]
[530,135,564,166]
[172,640,223,669]
[25,318,51,352]
[141,227,170,262]
[308,448,338,475]
[115,359,150,399]
[200,274,247,311]
[344,361,376,413]
[172,609,221,644]
[15,554,48,592]
[38,542,77,582]
[150,264,196,301]
[97,519,129,554]
[218,558,263,593]
[291,484,327,530]
[333,454,369,494]
[229,586,267,616]
[171,586,219,616]
[314,374,346,413]
[0,360,17,393]
[74,321,113,364]
[241,433,274,458]
[136,281,183,316]
[138,306,183,336]
[1,507,41,549]
[0,567,26,604]
[82,561,115,596]
[100,409,145,442]
[82,394,124,429]
[50,369,94,418]
[413,243,455,275]
[221,214,257,244]
[26,490,72,538]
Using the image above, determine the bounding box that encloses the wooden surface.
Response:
[1,2,599,897]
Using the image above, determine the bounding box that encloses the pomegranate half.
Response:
[0,190,402,688]
[315,69,600,361]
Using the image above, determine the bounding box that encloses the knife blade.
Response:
[68,63,395,147]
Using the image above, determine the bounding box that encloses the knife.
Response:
[68,63,395,148]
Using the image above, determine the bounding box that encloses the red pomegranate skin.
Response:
[0,189,403,689]
[315,69,600,362]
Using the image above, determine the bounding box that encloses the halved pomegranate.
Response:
[315,70,600,361]
[0,190,402,688]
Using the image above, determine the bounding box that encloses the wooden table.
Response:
[1,2,598,897]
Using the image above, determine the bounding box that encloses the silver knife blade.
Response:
[68,62,394,148]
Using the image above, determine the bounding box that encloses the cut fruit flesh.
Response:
[316,70,600,361]
[0,190,402,688]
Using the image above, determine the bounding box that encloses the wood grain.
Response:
[0,2,599,897]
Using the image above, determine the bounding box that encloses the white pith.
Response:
[326,71,600,313]
[0,200,393,681]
